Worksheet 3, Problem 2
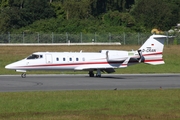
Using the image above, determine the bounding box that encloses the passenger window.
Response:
[76,58,79,61]
[56,58,59,61]
[69,58,72,61]
[63,58,65,61]
[83,58,85,61]
[40,55,43,58]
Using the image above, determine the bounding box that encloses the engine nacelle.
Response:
[100,50,128,61]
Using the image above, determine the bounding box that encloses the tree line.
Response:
[0,0,179,33]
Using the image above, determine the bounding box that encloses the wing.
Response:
[74,57,132,73]
[74,65,115,73]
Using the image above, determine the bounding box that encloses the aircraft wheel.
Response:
[21,73,26,78]
[89,71,94,77]
[96,69,101,77]
[96,74,101,77]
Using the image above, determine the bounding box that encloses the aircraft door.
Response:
[46,54,53,64]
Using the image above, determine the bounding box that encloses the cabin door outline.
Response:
[46,54,53,64]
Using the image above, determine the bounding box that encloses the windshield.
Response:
[27,54,43,59]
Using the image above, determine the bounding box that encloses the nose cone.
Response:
[5,59,26,70]
[5,64,14,69]
[5,61,22,70]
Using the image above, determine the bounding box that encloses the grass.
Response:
[0,45,180,74]
[0,45,180,120]
[0,90,180,120]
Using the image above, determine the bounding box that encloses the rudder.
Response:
[139,35,166,65]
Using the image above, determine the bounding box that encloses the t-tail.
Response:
[139,34,166,65]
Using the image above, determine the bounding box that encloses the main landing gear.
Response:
[89,69,101,77]
[21,73,26,78]
[89,71,94,77]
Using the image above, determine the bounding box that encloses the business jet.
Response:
[5,34,166,78]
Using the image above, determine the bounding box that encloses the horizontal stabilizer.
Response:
[144,59,165,65]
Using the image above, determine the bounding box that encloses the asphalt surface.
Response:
[0,74,180,92]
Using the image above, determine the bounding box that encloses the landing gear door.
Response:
[46,54,53,64]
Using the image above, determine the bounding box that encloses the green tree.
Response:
[103,11,135,27]
[90,0,134,17]
[62,0,92,20]
[22,0,55,22]
[0,0,9,7]
[0,0,55,32]
[0,7,23,33]
[50,1,65,19]
[131,0,179,31]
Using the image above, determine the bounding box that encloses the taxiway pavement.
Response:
[0,74,179,92]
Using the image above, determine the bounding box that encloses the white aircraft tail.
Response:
[139,35,166,65]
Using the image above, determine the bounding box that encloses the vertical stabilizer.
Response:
[139,35,166,65]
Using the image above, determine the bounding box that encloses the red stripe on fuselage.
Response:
[143,52,162,56]
[18,60,139,68]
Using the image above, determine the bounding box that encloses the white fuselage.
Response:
[5,50,139,71]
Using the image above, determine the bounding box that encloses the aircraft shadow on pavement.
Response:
[85,76,127,79]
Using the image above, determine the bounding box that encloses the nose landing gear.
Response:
[21,73,26,78]
[15,70,27,78]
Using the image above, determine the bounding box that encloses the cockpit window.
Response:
[27,54,43,59]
